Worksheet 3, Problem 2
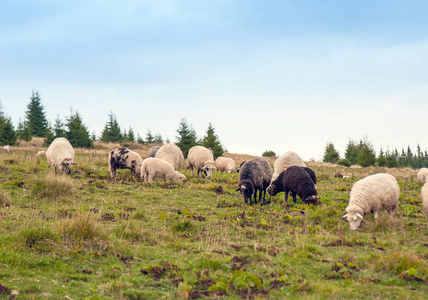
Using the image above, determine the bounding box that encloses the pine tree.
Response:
[356,138,376,167]
[154,133,163,144]
[127,127,135,142]
[201,123,223,158]
[322,142,340,163]
[16,118,32,142]
[25,90,49,137]
[65,111,92,148]
[145,130,154,145]
[100,112,122,142]
[377,148,387,167]
[176,118,197,158]
[345,140,358,165]
[0,104,17,145]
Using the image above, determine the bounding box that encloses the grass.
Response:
[0,143,427,299]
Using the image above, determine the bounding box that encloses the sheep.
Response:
[417,168,428,182]
[141,157,187,183]
[342,173,400,231]
[267,166,318,205]
[155,143,184,170]
[148,145,161,158]
[302,167,317,186]
[271,151,306,182]
[46,137,75,175]
[187,145,216,179]
[236,157,272,205]
[422,182,428,223]
[215,157,236,173]
[36,150,47,163]
[237,161,246,173]
[108,148,143,178]
[3,145,10,153]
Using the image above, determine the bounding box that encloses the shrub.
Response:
[31,173,74,200]
[262,150,276,158]
[338,159,351,167]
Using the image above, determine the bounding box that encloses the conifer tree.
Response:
[25,90,49,137]
[154,133,163,144]
[176,118,197,157]
[65,111,92,148]
[201,123,223,158]
[100,112,122,142]
[0,105,17,145]
[322,142,340,163]
[16,119,32,142]
[127,127,135,142]
[145,130,154,145]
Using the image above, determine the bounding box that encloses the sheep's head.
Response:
[175,173,187,184]
[227,168,236,174]
[266,184,278,196]
[304,195,319,205]
[342,212,364,231]
[202,164,216,179]
[236,183,254,204]
[60,159,75,175]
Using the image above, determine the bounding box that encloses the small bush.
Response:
[338,159,351,167]
[31,173,74,200]
[262,150,276,158]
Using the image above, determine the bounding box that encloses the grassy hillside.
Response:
[0,142,427,299]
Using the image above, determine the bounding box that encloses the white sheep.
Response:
[46,137,75,175]
[342,173,400,230]
[187,145,216,179]
[271,151,306,182]
[141,157,187,183]
[417,168,428,182]
[155,143,184,170]
[3,145,10,153]
[421,182,428,224]
[148,145,162,158]
[36,150,47,163]
[215,157,236,173]
[108,148,143,178]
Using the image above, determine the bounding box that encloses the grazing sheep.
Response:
[302,167,317,186]
[267,166,318,205]
[417,168,428,182]
[187,146,216,179]
[155,143,184,170]
[422,182,428,223]
[3,145,10,153]
[141,157,187,183]
[46,137,75,175]
[334,172,343,178]
[108,148,143,178]
[148,145,162,158]
[342,173,400,230]
[36,150,47,163]
[215,157,236,173]
[236,157,272,205]
[271,151,306,182]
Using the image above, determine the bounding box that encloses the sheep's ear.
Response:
[342,214,348,219]
[235,188,240,192]
[317,197,321,200]
[357,213,363,220]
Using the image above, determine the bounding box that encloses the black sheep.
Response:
[267,166,318,205]
[302,167,317,185]
[236,157,272,205]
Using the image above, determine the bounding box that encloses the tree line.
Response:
[0,91,224,158]
[323,138,428,169]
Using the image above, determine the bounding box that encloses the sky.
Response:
[1,0,427,161]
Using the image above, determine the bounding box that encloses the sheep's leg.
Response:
[284,189,289,203]
[374,211,379,220]
[147,174,154,182]
[292,193,297,203]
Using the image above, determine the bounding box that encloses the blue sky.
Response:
[1,0,427,160]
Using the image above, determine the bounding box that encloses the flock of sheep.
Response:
[44,137,428,230]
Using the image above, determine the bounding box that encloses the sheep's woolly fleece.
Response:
[417,168,428,182]
[46,137,75,174]
[155,143,184,170]
[421,182,428,223]
[187,146,216,178]
[108,148,143,178]
[141,157,186,183]
[215,157,236,173]
[271,151,306,182]
[346,173,400,216]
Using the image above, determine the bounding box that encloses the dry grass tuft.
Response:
[31,173,75,200]
[58,212,104,242]
[375,251,427,274]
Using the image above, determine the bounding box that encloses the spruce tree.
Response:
[100,112,122,142]
[154,133,163,144]
[0,105,17,145]
[65,111,92,148]
[201,123,223,158]
[25,90,49,137]
[127,127,135,142]
[322,142,340,163]
[145,130,154,144]
[16,119,32,142]
[176,118,197,158]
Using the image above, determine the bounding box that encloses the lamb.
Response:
[236,157,272,205]
[108,148,143,178]
[3,145,10,153]
[187,145,216,179]
[215,157,236,173]
[148,145,161,158]
[422,182,428,223]
[342,173,400,230]
[417,168,428,182]
[271,151,306,182]
[155,143,184,170]
[46,137,75,175]
[141,157,187,183]
[36,150,47,163]
[267,166,318,205]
